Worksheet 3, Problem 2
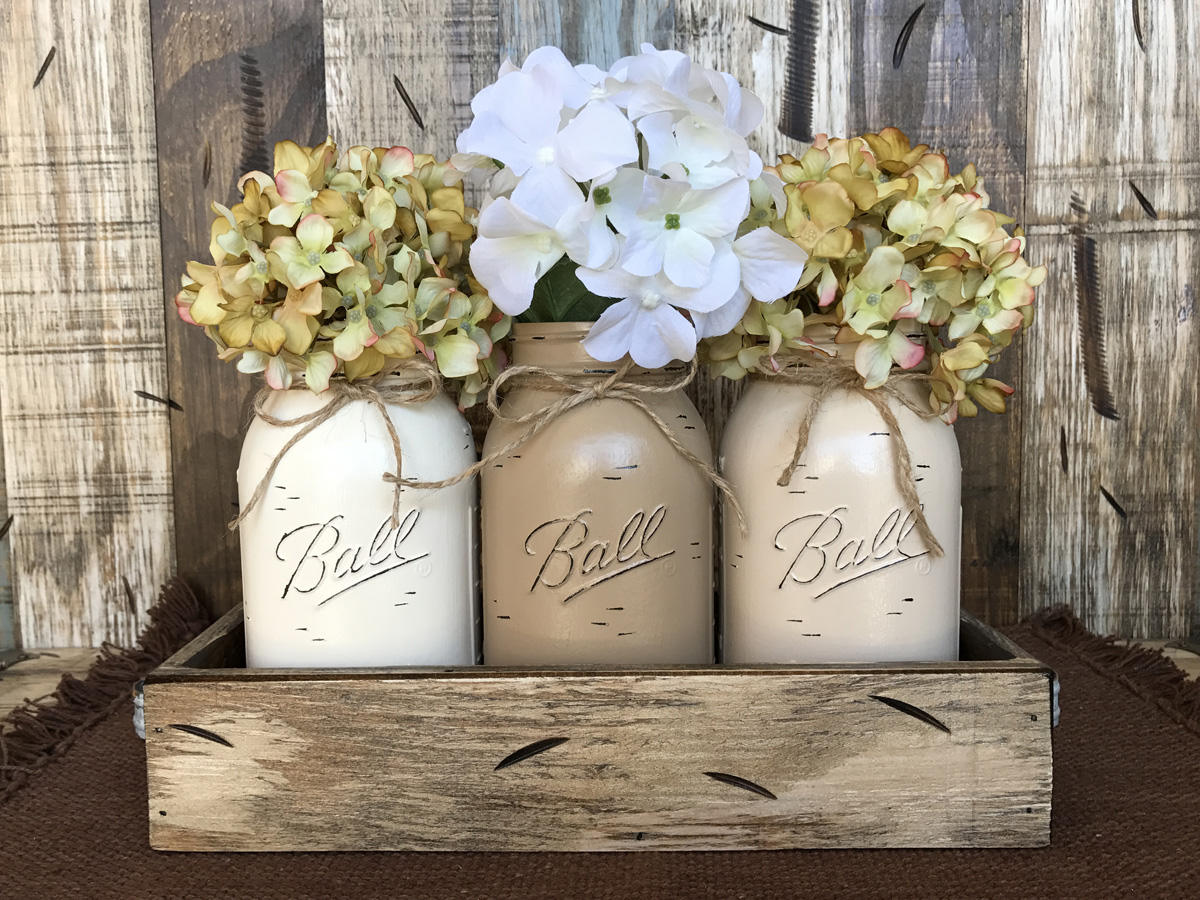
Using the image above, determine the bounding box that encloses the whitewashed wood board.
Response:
[145,606,1053,852]
[0,0,175,646]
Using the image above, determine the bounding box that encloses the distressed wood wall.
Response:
[0,0,1195,645]
[0,0,175,647]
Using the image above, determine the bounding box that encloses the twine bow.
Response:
[756,353,945,557]
[230,360,443,532]
[397,358,748,534]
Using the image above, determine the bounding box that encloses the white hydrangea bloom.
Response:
[459,44,805,367]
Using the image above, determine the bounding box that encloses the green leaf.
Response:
[519,257,615,323]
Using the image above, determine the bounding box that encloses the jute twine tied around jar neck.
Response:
[230,359,443,532]
[395,358,748,534]
[753,352,945,557]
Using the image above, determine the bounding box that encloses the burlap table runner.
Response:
[2,585,1197,899]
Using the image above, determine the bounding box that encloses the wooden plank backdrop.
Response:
[0,0,175,648]
[0,0,1196,645]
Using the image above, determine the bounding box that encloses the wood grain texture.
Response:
[145,608,1052,851]
[144,607,1052,851]
[323,0,500,156]
[149,0,328,619]
[1022,0,1199,638]
[0,391,12,649]
[500,0,674,65]
[1019,229,1198,638]
[0,0,174,646]
[842,0,1028,626]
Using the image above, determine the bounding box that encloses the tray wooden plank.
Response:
[144,606,1053,852]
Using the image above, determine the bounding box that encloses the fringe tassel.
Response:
[0,577,209,804]
[1027,606,1200,736]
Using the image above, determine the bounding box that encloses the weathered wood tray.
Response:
[143,605,1054,852]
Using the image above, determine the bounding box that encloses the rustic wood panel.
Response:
[844,0,1028,626]
[1022,0,1199,638]
[1020,229,1198,638]
[500,0,675,65]
[149,0,328,619]
[323,0,499,155]
[0,0,175,646]
[0,405,13,649]
[146,621,1052,851]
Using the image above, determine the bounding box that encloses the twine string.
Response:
[394,358,748,535]
[229,360,442,532]
[757,353,945,557]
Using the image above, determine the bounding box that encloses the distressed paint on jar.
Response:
[720,349,961,664]
[237,374,478,668]
[481,323,714,666]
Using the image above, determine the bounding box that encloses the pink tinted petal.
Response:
[175,298,196,325]
[264,354,292,390]
[379,146,415,180]
[818,266,839,306]
[275,170,313,202]
[891,280,919,318]
[888,330,926,369]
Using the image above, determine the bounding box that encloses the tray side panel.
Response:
[145,671,1052,851]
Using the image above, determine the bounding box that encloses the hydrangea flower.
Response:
[457,44,805,368]
[175,140,510,405]
[699,128,1047,419]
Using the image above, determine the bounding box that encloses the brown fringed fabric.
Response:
[1027,605,1200,736]
[0,577,209,804]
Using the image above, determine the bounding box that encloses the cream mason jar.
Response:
[720,344,961,664]
[237,372,478,668]
[481,323,714,665]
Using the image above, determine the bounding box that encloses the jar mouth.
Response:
[512,321,593,342]
[511,321,687,376]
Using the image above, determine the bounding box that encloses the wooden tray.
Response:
[143,605,1054,852]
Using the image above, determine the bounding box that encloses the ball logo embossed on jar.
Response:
[773,505,930,596]
[524,505,674,603]
[238,374,478,669]
[721,366,961,665]
[482,323,714,666]
[273,509,428,607]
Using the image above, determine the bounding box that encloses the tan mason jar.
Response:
[481,322,715,665]
[720,335,961,664]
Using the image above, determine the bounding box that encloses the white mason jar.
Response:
[237,373,478,668]
[720,350,961,664]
